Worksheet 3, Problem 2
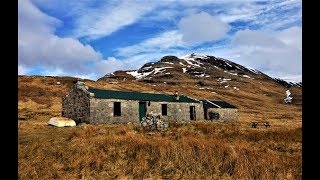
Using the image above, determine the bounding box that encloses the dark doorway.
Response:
[114,102,121,116]
[190,106,196,120]
[204,108,208,120]
[162,104,167,116]
[139,102,146,122]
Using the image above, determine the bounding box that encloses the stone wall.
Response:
[89,99,139,124]
[206,108,238,122]
[145,101,203,123]
[88,98,203,124]
[62,88,90,124]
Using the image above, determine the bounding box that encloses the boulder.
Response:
[48,117,76,127]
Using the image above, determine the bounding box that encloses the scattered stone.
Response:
[18,115,28,121]
[78,122,87,126]
[147,132,155,136]
[140,113,169,131]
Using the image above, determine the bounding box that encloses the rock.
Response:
[18,115,28,121]
[140,114,169,131]
[147,132,155,136]
[48,117,76,127]
[78,122,87,126]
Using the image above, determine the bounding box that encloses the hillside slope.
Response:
[18,54,302,123]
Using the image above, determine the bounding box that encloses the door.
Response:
[190,106,196,120]
[204,108,208,120]
[139,102,146,122]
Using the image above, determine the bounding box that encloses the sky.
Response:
[18,0,302,82]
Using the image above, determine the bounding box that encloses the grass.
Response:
[18,117,301,179]
[18,75,302,179]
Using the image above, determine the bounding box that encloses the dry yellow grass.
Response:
[18,75,302,179]
[18,115,301,179]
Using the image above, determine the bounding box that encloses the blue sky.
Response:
[18,0,302,82]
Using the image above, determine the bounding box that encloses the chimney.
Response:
[73,80,85,90]
[72,80,78,89]
[174,91,180,100]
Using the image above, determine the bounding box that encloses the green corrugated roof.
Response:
[87,87,199,103]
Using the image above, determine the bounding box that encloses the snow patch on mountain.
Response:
[180,54,205,67]
[284,89,293,103]
[127,67,173,79]
[126,70,152,79]
[247,67,261,74]
[195,73,206,77]
[184,59,201,67]
[141,66,153,70]
[153,67,174,74]
[217,78,231,83]
[224,70,238,76]
[182,68,187,73]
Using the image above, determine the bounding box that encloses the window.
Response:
[190,106,196,120]
[114,102,121,116]
[162,104,167,116]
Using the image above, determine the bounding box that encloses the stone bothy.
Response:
[62,81,238,124]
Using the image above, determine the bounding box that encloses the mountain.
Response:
[95,53,301,121]
[98,54,301,88]
[18,54,302,123]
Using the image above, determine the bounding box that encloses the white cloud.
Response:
[117,31,185,56]
[72,0,157,40]
[95,57,135,76]
[31,56,132,80]
[19,0,137,80]
[212,27,302,82]
[18,0,104,78]
[213,0,301,31]
[18,65,30,75]
[117,12,230,58]
[276,26,302,51]
[115,30,194,69]
[178,12,230,44]
[231,30,285,50]
[42,68,97,80]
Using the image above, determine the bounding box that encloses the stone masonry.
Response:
[62,83,90,124]
[88,98,202,124]
[206,108,238,121]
